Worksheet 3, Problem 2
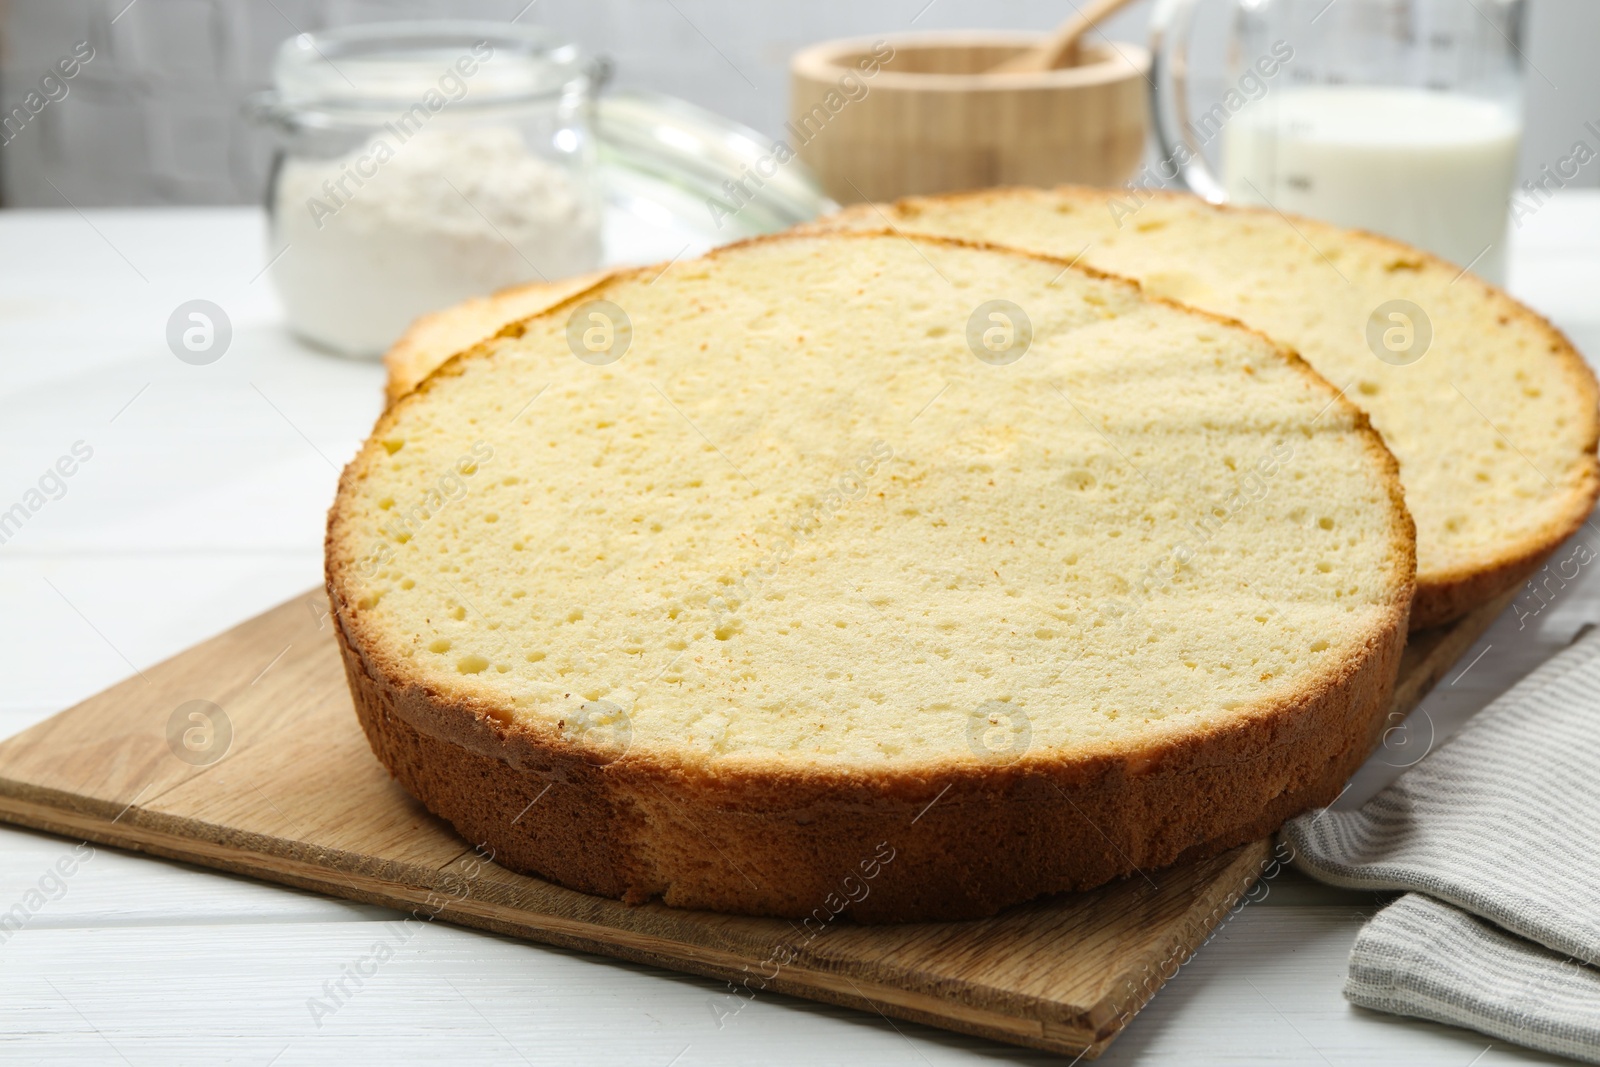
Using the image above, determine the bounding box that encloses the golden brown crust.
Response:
[330,229,1415,922]
[333,595,1406,921]
[333,596,1406,920]
[812,187,1600,630]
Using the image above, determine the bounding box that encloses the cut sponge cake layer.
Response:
[814,188,1600,629]
[329,231,1415,921]
[384,272,605,407]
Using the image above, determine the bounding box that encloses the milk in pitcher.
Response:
[1224,86,1520,283]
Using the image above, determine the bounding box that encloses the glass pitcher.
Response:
[1150,0,1525,283]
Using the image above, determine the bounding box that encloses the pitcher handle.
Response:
[1149,0,1227,203]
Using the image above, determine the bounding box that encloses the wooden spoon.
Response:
[989,0,1142,73]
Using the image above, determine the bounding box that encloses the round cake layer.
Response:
[328,231,1414,920]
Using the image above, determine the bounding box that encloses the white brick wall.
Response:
[2,0,1595,207]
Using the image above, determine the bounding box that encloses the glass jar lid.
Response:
[268,20,589,121]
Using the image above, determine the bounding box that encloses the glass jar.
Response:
[249,21,605,358]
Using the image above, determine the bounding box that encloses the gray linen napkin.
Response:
[1280,628,1600,1062]
[1347,894,1600,1064]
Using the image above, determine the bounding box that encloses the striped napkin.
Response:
[1280,627,1600,1064]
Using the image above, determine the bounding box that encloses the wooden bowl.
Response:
[789,32,1150,204]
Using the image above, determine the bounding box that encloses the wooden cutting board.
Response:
[0,585,1511,1057]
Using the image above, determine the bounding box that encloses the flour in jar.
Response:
[272,126,602,357]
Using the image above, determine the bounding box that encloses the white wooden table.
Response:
[1,197,1596,1066]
